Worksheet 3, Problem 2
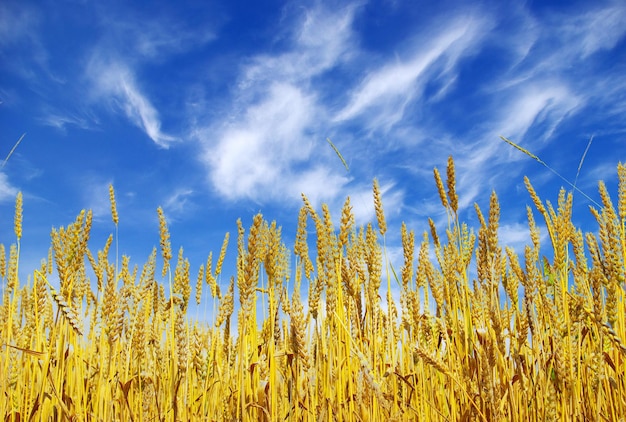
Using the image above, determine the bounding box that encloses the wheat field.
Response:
[1,156,625,421]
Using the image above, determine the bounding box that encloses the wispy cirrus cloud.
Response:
[80,4,219,148]
[38,110,98,132]
[555,3,626,59]
[0,2,38,46]
[196,4,359,207]
[97,7,217,62]
[426,2,626,216]
[123,22,214,61]
[0,2,48,79]
[163,188,195,217]
[0,172,18,202]
[87,57,177,148]
[81,178,115,222]
[496,83,581,145]
[240,4,357,88]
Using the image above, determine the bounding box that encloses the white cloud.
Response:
[39,112,96,131]
[291,4,357,74]
[87,58,177,148]
[498,222,532,254]
[451,83,577,212]
[99,10,216,62]
[440,5,610,211]
[196,4,359,205]
[194,5,497,211]
[286,166,351,209]
[348,180,404,228]
[584,162,621,190]
[164,188,194,216]
[559,4,626,59]
[0,2,38,47]
[191,0,626,231]
[240,4,357,87]
[0,2,50,81]
[335,14,489,128]
[205,82,332,202]
[82,179,114,221]
[132,23,215,60]
[497,83,581,142]
[0,172,18,202]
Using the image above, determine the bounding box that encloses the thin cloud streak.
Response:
[164,188,194,217]
[0,2,38,47]
[335,14,489,127]
[96,5,217,63]
[87,58,177,148]
[558,4,626,59]
[39,112,97,132]
[0,2,52,86]
[240,4,357,87]
[82,179,114,221]
[496,83,581,143]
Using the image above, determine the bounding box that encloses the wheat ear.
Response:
[501,136,600,207]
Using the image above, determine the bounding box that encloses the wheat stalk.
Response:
[2,156,626,420]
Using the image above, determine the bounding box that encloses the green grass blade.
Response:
[500,135,601,208]
[326,137,349,172]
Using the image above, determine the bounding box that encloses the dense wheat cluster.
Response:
[1,157,626,421]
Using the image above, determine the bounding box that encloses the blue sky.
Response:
[1,0,626,317]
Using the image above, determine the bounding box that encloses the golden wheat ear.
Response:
[500,135,600,208]
[35,270,83,336]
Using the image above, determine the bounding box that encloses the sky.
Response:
[1,0,626,320]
